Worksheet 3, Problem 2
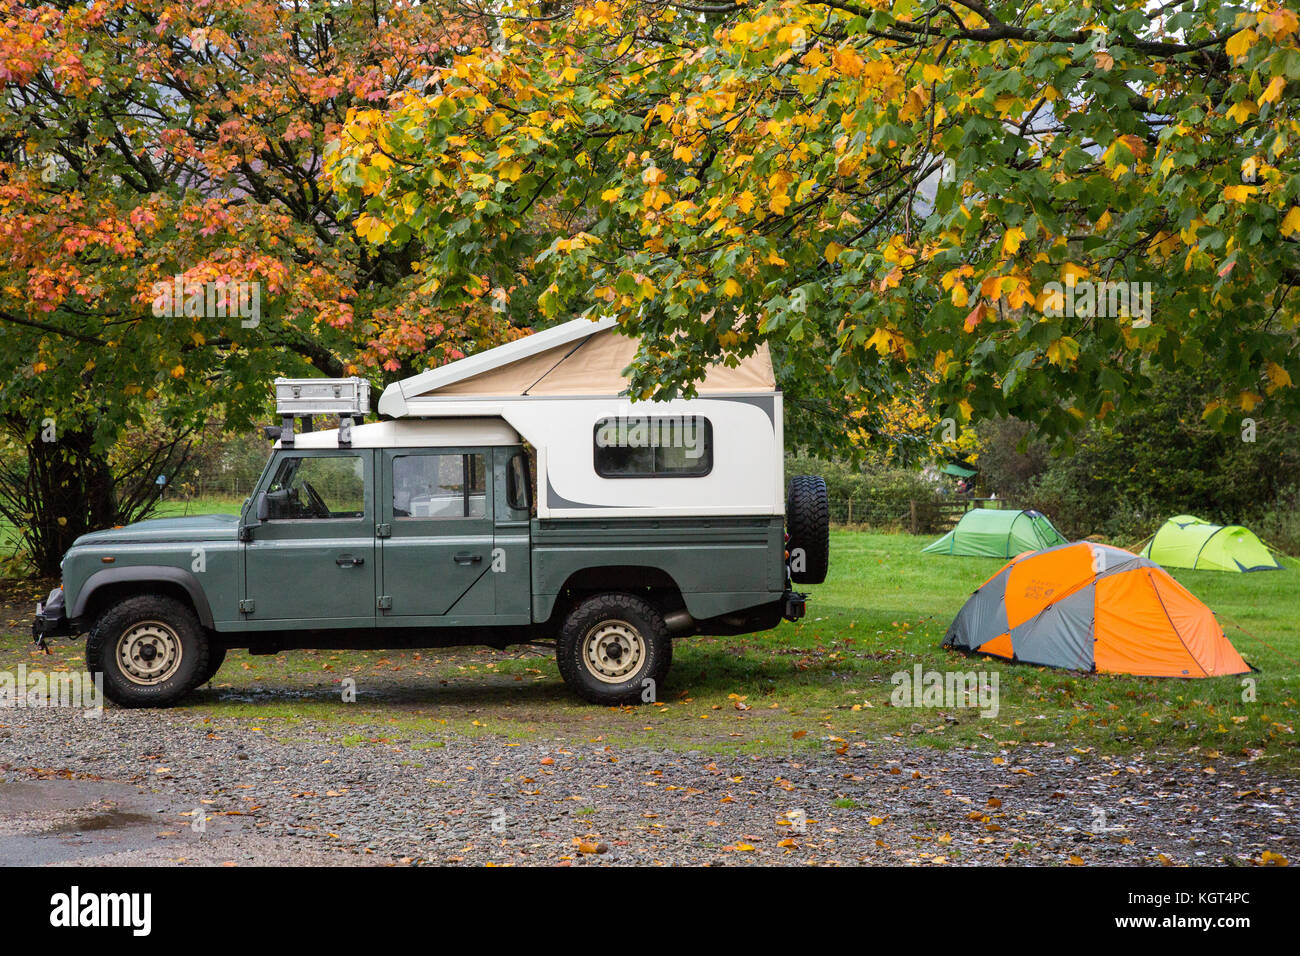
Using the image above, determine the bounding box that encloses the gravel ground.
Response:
[1,706,1295,866]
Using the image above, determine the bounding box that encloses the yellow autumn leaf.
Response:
[1226,100,1254,124]
[1046,336,1080,366]
[170,363,186,378]
[1281,206,1300,237]
[1222,184,1257,202]
[1265,362,1292,391]
[1002,227,1026,256]
[1259,76,1286,106]
[355,214,391,244]
[722,277,742,297]
[769,192,791,215]
[1224,28,1256,61]
[824,241,846,263]
[865,327,899,355]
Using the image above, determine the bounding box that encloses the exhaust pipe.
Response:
[663,608,696,635]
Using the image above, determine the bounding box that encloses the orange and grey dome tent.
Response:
[943,542,1251,677]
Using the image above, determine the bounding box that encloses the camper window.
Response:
[593,416,713,478]
[392,453,487,519]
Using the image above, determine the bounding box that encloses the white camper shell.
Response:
[375,317,785,520]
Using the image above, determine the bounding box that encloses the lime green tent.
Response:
[1141,515,1283,572]
[922,508,1067,557]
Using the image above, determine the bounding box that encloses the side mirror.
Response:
[256,492,270,521]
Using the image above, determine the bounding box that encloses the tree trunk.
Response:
[27,429,117,576]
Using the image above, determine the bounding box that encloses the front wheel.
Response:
[556,593,672,705]
[86,594,209,708]
[196,642,226,687]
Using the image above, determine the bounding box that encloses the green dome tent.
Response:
[922,508,1067,558]
[1141,515,1283,572]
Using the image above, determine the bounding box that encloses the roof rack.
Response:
[271,377,370,447]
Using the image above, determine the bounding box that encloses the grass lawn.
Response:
[2,524,1296,772]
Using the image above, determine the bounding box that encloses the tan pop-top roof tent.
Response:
[379,317,774,415]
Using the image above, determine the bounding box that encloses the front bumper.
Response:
[32,586,73,641]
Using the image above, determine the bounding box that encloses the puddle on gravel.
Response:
[49,809,154,834]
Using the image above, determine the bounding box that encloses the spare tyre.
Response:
[786,475,830,584]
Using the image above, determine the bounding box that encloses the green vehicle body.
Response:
[34,332,826,704]
[48,443,794,653]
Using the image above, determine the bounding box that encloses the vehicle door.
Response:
[243,449,376,625]
[378,448,496,619]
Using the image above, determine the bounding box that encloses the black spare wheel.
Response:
[786,474,830,584]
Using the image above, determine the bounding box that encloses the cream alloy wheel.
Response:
[582,620,646,683]
[117,621,184,685]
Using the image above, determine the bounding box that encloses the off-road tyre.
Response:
[86,594,208,708]
[786,474,830,584]
[557,593,672,705]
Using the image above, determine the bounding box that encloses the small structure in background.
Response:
[942,460,977,498]
[921,507,1066,558]
[943,542,1252,677]
[1140,514,1284,573]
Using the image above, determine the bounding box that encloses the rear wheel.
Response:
[86,594,208,708]
[786,474,830,584]
[556,593,672,705]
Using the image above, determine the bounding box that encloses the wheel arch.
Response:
[540,564,685,625]
[72,566,215,629]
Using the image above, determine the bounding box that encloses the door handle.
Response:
[336,555,364,567]
[453,552,482,565]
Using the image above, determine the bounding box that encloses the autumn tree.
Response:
[0,0,520,572]
[330,0,1300,453]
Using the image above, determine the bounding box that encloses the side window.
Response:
[393,453,487,519]
[593,416,713,478]
[506,451,532,512]
[265,455,365,519]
